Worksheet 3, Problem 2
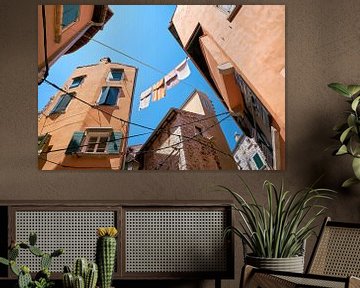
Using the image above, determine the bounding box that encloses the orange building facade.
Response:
[38,57,137,170]
[169,5,285,169]
[38,5,113,83]
[136,90,237,170]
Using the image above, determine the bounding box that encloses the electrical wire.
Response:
[41,114,233,169]
[41,79,230,153]
[39,131,153,155]
[80,34,196,90]
[154,114,233,169]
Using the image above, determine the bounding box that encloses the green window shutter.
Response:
[62,5,80,28]
[107,132,122,154]
[65,131,84,154]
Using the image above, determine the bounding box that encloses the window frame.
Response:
[61,5,80,30]
[252,152,265,170]
[38,133,51,155]
[49,93,74,115]
[97,87,121,106]
[69,76,85,89]
[81,131,111,154]
[215,5,241,21]
[107,69,124,82]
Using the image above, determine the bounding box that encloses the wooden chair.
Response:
[241,217,360,288]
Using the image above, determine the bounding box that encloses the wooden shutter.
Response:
[65,131,84,154]
[107,132,122,154]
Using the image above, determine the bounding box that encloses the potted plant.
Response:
[221,179,334,273]
[328,83,360,187]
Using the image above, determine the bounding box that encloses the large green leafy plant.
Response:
[328,83,360,187]
[222,180,334,258]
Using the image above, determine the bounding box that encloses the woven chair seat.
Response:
[241,218,360,288]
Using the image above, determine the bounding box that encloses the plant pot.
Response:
[245,254,304,273]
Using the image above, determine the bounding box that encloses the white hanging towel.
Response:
[164,69,180,90]
[175,58,191,80]
[139,87,152,110]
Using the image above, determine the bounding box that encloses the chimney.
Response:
[99,57,111,64]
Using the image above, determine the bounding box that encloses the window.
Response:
[253,153,265,170]
[216,5,236,15]
[107,69,123,81]
[50,93,73,114]
[65,130,122,155]
[38,133,51,155]
[97,87,121,106]
[82,133,110,153]
[62,5,80,28]
[195,126,203,136]
[69,76,84,88]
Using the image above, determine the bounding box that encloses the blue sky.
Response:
[38,5,242,150]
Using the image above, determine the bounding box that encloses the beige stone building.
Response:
[136,90,237,170]
[169,5,285,169]
[38,57,137,170]
[38,5,113,83]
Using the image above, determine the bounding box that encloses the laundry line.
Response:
[138,57,191,110]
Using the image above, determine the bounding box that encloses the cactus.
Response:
[41,253,52,270]
[0,257,9,266]
[18,270,32,288]
[74,275,85,288]
[29,245,44,257]
[10,260,21,276]
[74,258,87,279]
[85,263,98,288]
[29,232,37,246]
[9,246,19,260]
[63,260,98,288]
[63,272,74,288]
[96,227,118,288]
[0,233,63,288]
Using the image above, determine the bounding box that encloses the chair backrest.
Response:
[307,217,360,277]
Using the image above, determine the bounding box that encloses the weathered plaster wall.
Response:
[38,5,95,70]
[38,61,136,170]
[172,5,285,142]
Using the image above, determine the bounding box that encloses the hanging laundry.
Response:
[175,58,191,80]
[164,69,180,90]
[152,78,166,101]
[139,87,152,110]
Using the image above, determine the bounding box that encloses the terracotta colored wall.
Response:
[38,5,94,70]
[38,61,137,170]
[172,5,285,143]
[1,1,360,288]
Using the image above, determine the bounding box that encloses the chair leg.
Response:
[240,265,296,288]
[349,276,360,288]
[240,265,255,288]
